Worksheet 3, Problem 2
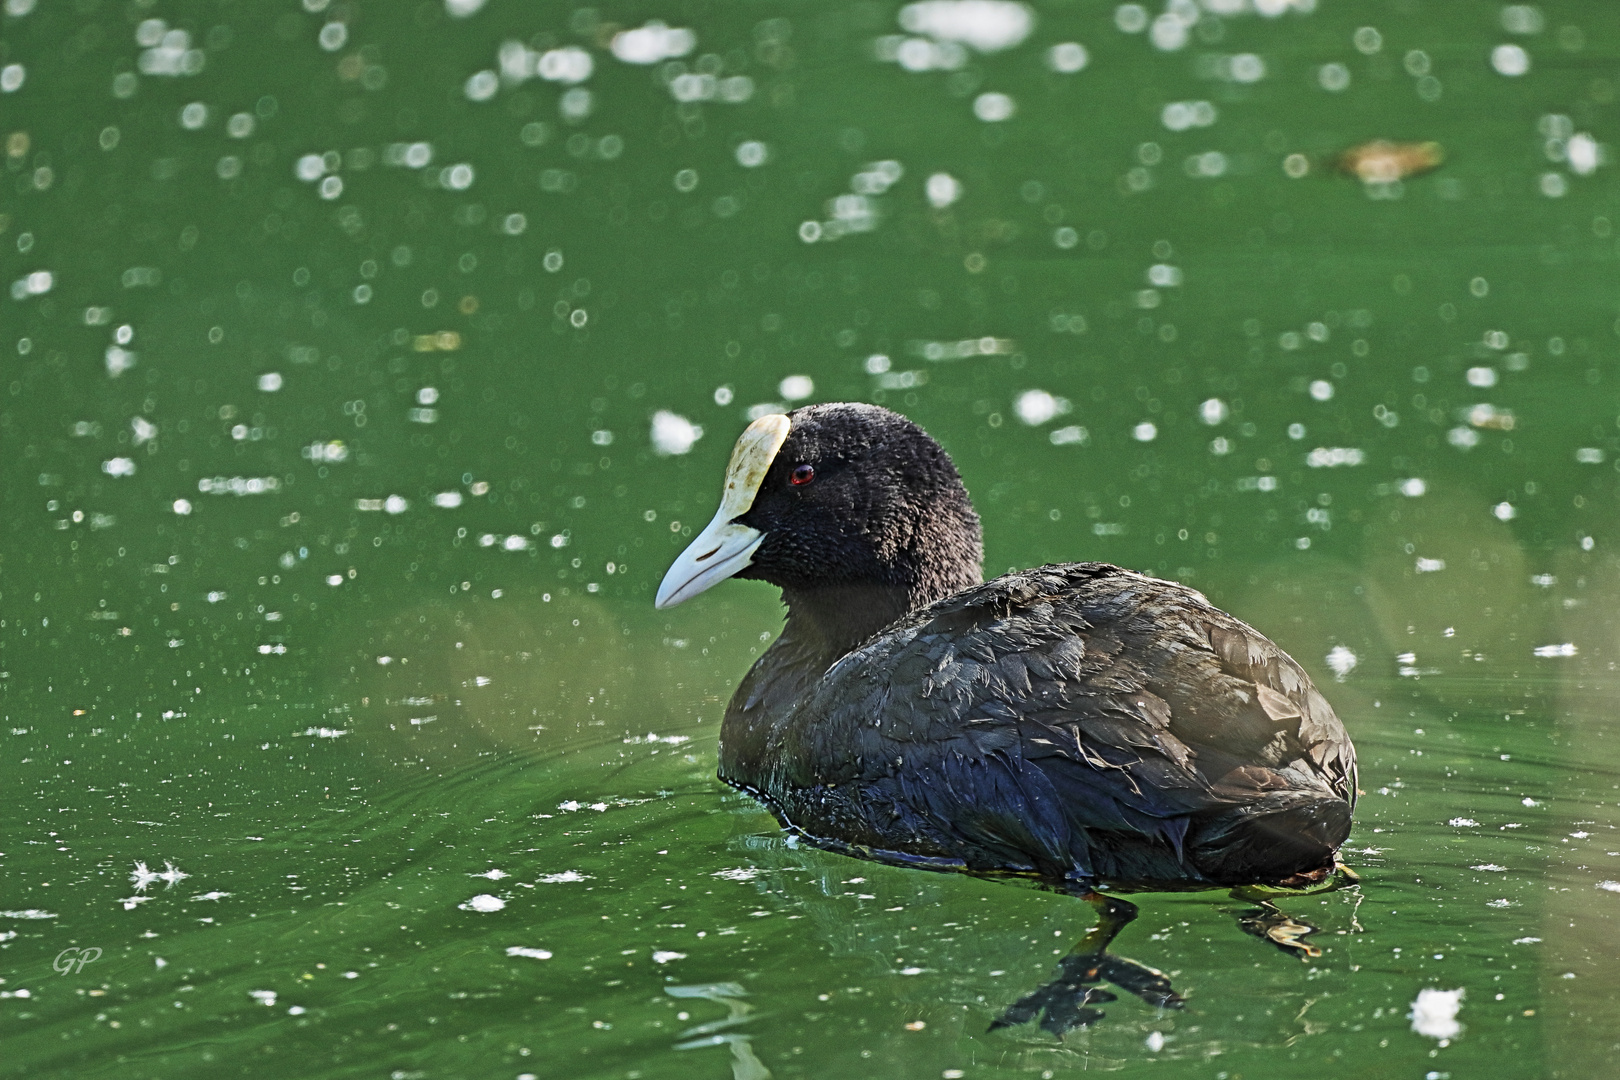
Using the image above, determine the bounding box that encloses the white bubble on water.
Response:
[1133,421,1157,442]
[925,173,961,209]
[318,175,343,199]
[1308,380,1334,401]
[1149,14,1189,52]
[441,164,474,190]
[1161,101,1215,131]
[295,154,326,181]
[1115,5,1148,33]
[650,410,703,456]
[445,0,487,16]
[180,102,207,129]
[1501,5,1544,34]
[538,47,593,84]
[318,22,347,52]
[1047,42,1088,73]
[1565,133,1601,176]
[227,112,255,138]
[433,491,463,508]
[1534,643,1577,658]
[1226,53,1266,83]
[1014,389,1068,426]
[105,346,137,377]
[559,87,592,122]
[897,1,1034,53]
[1306,447,1363,468]
[102,457,136,477]
[459,894,505,912]
[1492,501,1516,521]
[1325,645,1357,680]
[1398,477,1427,497]
[1148,263,1183,286]
[736,140,769,168]
[1318,63,1350,91]
[132,416,157,445]
[973,92,1015,122]
[258,372,283,392]
[1491,44,1529,76]
[1199,398,1227,425]
[611,22,696,64]
[1,64,25,93]
[779,375,814,401]
[1050,425,1088,446]
[464,70,498,101]
[1539,172,1567,198]
[173,499,192,515]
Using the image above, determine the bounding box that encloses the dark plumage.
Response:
[665,403,1357,894]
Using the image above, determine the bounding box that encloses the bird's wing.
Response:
[781,564,1355,870]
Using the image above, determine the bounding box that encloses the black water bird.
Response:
[657,403,1358,1034]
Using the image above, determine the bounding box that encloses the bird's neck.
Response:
[778,584,911,665]
[779,564,975,665]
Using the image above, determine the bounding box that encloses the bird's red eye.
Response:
[790,463,815,486]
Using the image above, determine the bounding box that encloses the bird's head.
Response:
[655,403,983,613]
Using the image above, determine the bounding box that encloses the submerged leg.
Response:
[1228,865,1359,960]
[992,892,1184,1037]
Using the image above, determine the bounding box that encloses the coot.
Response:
[657,403,1357,1031]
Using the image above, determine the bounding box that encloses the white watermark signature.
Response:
[52,947,102,975]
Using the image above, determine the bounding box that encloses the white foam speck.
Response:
[1398,478,1427,497]
[1471,864,1507,872]
[1533,643,1576,658]
[1047,42,1088,72]
[0,909,57,919]
[460,894,506,913]
[1133,421,1157,442]
[925,172,961,209]
[1325,646,1357,680]
[249,990,277,1006]
[972,92,1015,122]
[1408,987,1463,1039]
[611,21,696,64]
[897,2,1033,52]
[779,375,814,401]
[1145,1030,1165,1052]
[506,946,553,959]
[1597,881,1620,894]
[652,950,688,964]
[433,491,463,508]
[1014,389,1069,426]
[1448,818,1479,827]
[1566,133,1601,176]
[1491,44,1530,77]
[650,410,703,456]
[537,871,590,883]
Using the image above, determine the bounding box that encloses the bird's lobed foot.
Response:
[992,953,1184,1037]
[1237,903,1323,959]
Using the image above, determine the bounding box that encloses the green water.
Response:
[3,0,1619,1076]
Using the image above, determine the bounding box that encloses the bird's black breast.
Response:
[719,563,1356,888]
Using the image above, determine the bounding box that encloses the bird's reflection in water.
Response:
[666,983,773,1080]
[993,869,1360,1036]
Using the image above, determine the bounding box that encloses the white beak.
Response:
[655,413,791,609]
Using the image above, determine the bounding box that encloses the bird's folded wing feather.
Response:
[782,564,1355,859]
